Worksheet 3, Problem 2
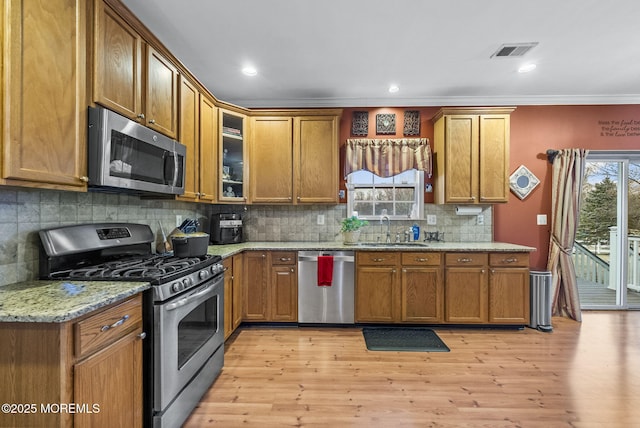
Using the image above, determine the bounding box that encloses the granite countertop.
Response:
[2,241,534,323]
[208,241,536,259]
[0,280,150,323]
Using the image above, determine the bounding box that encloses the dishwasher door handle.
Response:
[298,255,354,263]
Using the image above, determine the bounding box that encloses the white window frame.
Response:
[346,169,424,220]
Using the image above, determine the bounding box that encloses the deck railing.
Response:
[573,228,640,292]
[626,235,640,292]
[573,241,609,286]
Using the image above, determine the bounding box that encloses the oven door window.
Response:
[177,295,219,369]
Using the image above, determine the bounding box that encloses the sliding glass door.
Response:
[576,152,640,309]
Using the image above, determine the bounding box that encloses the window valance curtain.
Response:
[344,138,432,178]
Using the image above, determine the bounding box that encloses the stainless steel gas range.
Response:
[39,223,225,428]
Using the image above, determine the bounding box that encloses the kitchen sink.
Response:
[357,242,430,247]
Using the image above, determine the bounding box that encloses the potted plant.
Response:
[341,216,369,245]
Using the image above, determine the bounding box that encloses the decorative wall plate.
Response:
[352,111,369,136]
[509,165,540,200]
[376,114,396,134]
[403,110,420,135]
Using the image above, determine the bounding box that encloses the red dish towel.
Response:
[317,255,334,286]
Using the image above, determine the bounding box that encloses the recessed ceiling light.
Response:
[242,66,257,76]
[388,85,399,93]
[518,63,537,73]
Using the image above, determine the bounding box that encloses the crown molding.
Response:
[228,94,640,109]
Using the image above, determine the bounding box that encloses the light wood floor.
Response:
[184,312,640,428]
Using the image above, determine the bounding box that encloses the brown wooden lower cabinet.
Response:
[223,253,244,339]
[243,251,297,322]
[0,294,144,428]
[355,252,444,323]
[401,252,444,322]
[488,253,531,324]
[355,251,529,325]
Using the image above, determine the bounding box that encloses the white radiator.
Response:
[529,271,553,332]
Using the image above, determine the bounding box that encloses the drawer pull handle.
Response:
[457,258,472,263]
[101,314,130,332]
[503,258,518,264]
[372,258,385,262]
[280,257,292,262]
[415,257,428,262]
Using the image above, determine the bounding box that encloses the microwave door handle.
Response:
[163,152,177,185]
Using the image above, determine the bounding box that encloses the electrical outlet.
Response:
[176,215,183,227]
[477,214,484,225]
[427,215,437,225]
[537,214,547,225]
[317,214,325,225]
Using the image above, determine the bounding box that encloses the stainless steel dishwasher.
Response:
[298,250,355,324]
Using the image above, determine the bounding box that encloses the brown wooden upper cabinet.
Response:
[176,77,218,203]
[249,110,342,204]
[431,107,515,204]
[93,0,178,138]
[1,0,88,190]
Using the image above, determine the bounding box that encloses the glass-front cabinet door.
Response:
[219,109,247,202]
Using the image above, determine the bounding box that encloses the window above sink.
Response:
[346,169,424,220]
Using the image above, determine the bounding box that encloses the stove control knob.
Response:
[182,278,191,288]
[171,282,182,293]
[199,270,209,280]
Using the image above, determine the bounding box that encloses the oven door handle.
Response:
[164,281,217,311]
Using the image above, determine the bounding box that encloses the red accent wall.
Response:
[338,105,640,270]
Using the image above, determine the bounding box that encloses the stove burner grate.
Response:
[48,254,217,283]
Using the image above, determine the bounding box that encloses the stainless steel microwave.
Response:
[87,106,186,195]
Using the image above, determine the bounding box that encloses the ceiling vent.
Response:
[490,42,539,58]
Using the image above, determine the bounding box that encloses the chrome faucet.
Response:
[381,215,391,243]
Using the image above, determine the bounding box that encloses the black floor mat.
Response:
[362,327,450,352]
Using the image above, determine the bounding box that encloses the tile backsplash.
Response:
[243,204,492,243]
[0,186,492,287]
[0,188,209,287]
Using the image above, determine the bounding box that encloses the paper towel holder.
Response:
[455,205,483,216]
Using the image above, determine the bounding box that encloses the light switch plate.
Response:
[317,214,325,225]
[537,214,547,225]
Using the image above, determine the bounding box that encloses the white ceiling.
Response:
[120,0,640,108]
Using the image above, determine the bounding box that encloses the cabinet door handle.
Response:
[290,268,295,273]
[79,176,89,183]
[391,269,396,273]
[136,113,145,120]
[100,314,130,332]
[138,332,147,340]
[149,119,156,124]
